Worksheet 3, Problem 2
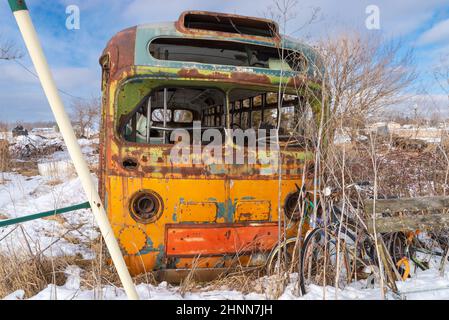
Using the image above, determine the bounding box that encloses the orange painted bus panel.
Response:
[166,223,279,256]
[235,200,271,221]
[178,202,218,222]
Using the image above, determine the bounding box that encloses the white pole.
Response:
[8,2,139,300]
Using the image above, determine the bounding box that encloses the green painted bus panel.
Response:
[134,23,323,79]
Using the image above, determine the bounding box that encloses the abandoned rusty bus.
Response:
[98,11,324,281]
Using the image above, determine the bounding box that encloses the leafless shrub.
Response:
[70,97,101,139]
[0,35,22,61]
[319,33,416,141]
[259,0,422,299]
[21,121,57,131]
[434,54,449,98]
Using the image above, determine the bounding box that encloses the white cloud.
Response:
[418,18,449,46]
[0,61,100,121]
[121,0,447,40]
[386,94,449,117]
[0,62,99,94]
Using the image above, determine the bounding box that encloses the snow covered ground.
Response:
[2,128,449,300]
[4,263,449,300]
[0,173,98,259]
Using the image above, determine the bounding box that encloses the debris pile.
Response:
[9,134,63,160]
[392,136,428,152]
[11,125,28,137]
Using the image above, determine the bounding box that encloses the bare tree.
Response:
[70,97,101,138]
[0,35,22,60]
[319,33,416,141]
[434,54,449,106]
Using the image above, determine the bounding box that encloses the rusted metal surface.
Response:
[107,143,312,180]
[175,10,280,43]
[100,26,136,81]
[155,267,232,284]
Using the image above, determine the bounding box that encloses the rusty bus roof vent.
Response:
[179,11,279,38]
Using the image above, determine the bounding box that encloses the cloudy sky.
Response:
[0,0,448,122]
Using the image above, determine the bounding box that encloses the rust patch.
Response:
[230,72,271,85]
[177,69,272,86]
[287,74,307,88]
[101,26,137,81]
[175,11,281,44]
[177,68,229,80]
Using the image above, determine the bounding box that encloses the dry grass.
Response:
[208,267,265,294]
[179,255,202,296]
[0,139,10,183]
[45,179,64,187]
[0,236,157,299]
[0,252,74,298]
[178,266,289,299]
[11,160,39,177]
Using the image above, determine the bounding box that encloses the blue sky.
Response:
[0,0,448,122]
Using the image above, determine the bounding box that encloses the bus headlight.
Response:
[129,190,163,223]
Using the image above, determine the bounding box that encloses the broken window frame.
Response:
[118,85,307,147]
[183,13,278,38]
[228,89,305,140]
[148,37,305,71]
[120,86,228,145]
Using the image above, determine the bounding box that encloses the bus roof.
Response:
[101,11,323,87]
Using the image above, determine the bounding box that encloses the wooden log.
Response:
[364,196,449,216]
[366,212,449,233]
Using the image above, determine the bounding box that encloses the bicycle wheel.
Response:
[300,227,354,292]
[266,238,301,276]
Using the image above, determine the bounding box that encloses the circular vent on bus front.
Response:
[129,190,163,224]
[284,191,313,222]
[284,192,301,221]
